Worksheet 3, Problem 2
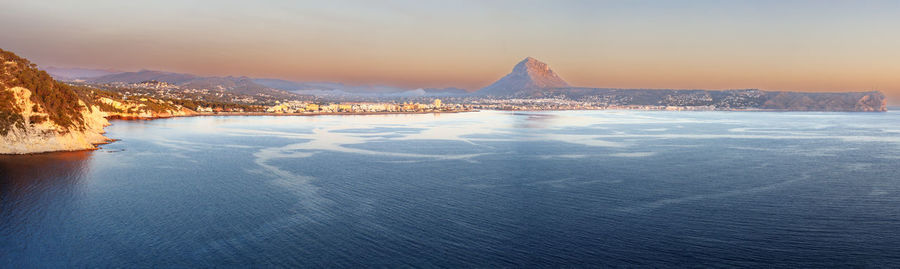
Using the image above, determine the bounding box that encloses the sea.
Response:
[2,110,900,267]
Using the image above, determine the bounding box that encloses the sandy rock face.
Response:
[1,87,110,154]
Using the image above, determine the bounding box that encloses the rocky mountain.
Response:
[477,57,569,96]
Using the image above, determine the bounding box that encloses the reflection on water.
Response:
[0,151,93,264]
[0,151,93,214]
[512,112,558,129]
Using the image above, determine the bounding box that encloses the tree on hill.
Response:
[0,48,85,131]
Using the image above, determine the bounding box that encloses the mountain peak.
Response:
[478,57,569,96]
[512,57,556,77]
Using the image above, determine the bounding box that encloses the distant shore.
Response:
[492,107,889,112]
[201,110,476,117]
[105,107,891,122]
[106,109,477,121]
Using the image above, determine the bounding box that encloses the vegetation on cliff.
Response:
[70,86,194,116]
[0,89,25,135]
[1,48,85,133]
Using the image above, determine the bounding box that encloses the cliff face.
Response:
[1,86,110,154]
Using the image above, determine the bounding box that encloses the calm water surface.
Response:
[2,110,900,267]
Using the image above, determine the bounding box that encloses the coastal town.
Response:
[258,99,466,114]
[55,54,885,114]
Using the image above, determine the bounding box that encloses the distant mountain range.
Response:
[251,78,470,96]
[80,70,293,97]
[42,57,574,97]
[43,67,120,80]
[43,58,887,111]
[47,68,474,97]
[88,70,195,84]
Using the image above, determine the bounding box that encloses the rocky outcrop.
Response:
[1,87,110,154]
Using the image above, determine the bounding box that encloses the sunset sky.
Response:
[2,0,898,102]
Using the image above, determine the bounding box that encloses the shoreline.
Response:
[3,107,888,156]
[107,106,889,122]
[197,110,476,117]
[4,110,477,155]
[106,109,478,121]
[491,108,889,113]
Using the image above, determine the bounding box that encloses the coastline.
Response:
[195,110,476,117]
[110,106,889,122]
[107,109,478,121]
[493,107,889,112]
[5,106,890,156]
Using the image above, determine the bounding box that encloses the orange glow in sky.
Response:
[1,1,898,102]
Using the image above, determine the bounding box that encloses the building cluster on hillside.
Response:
[82,81,272,105]
[72,80,782,113]
[195,106,245,113]
[264,99,463,113]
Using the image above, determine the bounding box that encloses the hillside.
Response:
[89,70,297,98]
[1,48,109,154]
[179,76,271,95]
[1,49,88,133]
[1,49,197,154]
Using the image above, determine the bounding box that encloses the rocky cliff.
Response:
[1,49,115,154]
[1,86,110,154]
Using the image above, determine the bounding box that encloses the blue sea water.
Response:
[2,110,900,267]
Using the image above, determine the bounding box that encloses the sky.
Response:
[1,0,899,102]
